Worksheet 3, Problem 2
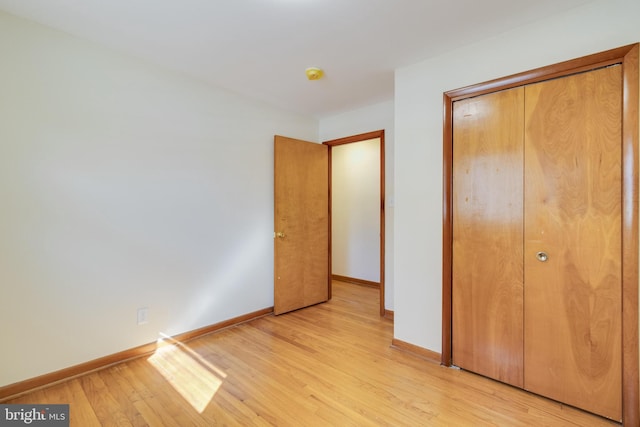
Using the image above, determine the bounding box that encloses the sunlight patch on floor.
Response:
[148,334,226,413]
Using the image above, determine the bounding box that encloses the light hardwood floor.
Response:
[6,281,617,426]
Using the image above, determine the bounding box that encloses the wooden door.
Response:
[452,87,525,387]
[274,135,329,315]
[445,43,638,425]
[523,66,622,420]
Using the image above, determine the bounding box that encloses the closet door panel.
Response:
[452,87,525,387]
[523,66,622,420]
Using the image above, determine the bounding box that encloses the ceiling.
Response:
[0,0,594,118]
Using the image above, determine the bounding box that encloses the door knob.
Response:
[275,232,286,238]
[536,251,548,262]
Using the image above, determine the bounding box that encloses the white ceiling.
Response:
[0,0,594,118]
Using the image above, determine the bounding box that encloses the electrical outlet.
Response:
[137,307,149,325]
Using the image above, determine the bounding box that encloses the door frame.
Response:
[324,130,386,317]
[442,44,639,424]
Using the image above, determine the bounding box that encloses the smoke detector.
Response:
[305,67,324,80]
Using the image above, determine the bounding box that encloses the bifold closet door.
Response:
[452,87,525,388]
[523,66,622,420]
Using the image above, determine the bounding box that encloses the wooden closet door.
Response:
[452,87,525,387]
[523,66,622,420]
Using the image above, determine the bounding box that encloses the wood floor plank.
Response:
[118,359,208,427]
[97,367,147,426]
[79,374,133,427]
[4,281,617,426]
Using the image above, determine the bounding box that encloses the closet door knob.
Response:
[536,252,548,262]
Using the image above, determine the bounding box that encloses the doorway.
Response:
[324,130,385,316]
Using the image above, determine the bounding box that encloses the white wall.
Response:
[332,138,380,282]
[0,11,317,387]
[319,100,394,309]
[394,0,640,352]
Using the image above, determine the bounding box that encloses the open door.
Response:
[274,135,329,315]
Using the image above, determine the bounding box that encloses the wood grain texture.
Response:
[274,136,329,315]
[621,43,640,427]
[0,308,272,402]
[332,274,380,288]
[442,91,454,366]
[443,43,639,425]
[452,87,525,388]
[391,338,441,363]
[445,44,637,102]
[523,66,622,421]
[5,282,617,426]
